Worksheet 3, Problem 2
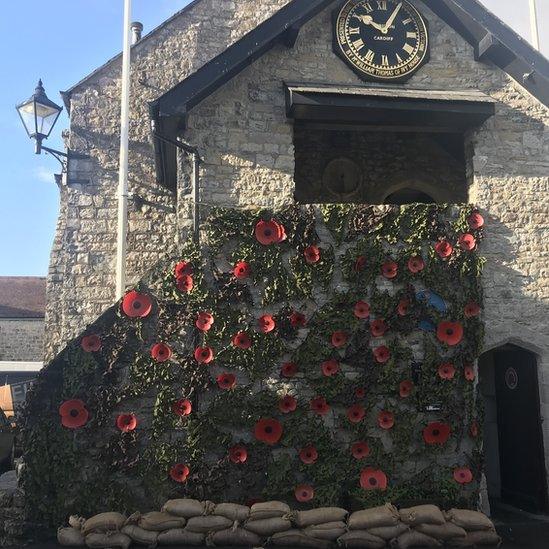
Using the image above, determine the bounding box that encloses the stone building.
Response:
[48,0,548,513]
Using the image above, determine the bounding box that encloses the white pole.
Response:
[529,0,540,51]
[115,0,132,300]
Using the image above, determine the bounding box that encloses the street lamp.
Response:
[16,79,68,169]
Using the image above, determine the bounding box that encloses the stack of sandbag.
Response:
[444,509,502,547]
[338,503,403,548]
[58,512,131,548]
[244,500,294,546]
[123,510,187,546]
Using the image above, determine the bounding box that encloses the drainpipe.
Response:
[529,0,540,51]
[115,0,132,300]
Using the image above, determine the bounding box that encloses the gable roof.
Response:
[0,277,46,319]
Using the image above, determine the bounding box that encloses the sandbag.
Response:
[445,509,495,531]
[294,507,348,527]
[448,530,502,547]
[337,530,386,548]
[270,529,332,548]
[368,523,409,540]
[185,515,234,533]
[85,532,132,549]
[69,516,86,531]
[138,512,186,531]
[249,500,291,521]
[415,522,467,540]
[399,505,445,526]
[348,504,400,530]
[82,513,127,535]
[58,527,85,546]
[161,498,212,518]
[157,528,205,545]
[208,527,262,546]
[390,531,442,548]
[121,524,159,546]
[304,521,347,540]
[245,517,292,536]
[213,502,250,522]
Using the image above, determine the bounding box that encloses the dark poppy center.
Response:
[264,229,272,237]
[446,329,454,336]
[70,409,79,418]
[264,426,273,434]
[369,477,377,486]
[433,429,440,436]
[133,301,142,310]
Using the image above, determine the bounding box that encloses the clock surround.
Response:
[333,0,430,83]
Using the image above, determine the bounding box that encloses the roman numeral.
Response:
[403,43,415,55]
[396,53,403,63]
[353,38,365,51]
[381,55,389,66]
[349,27,361,35]
[407,31,418,39]
[377,1,387,9]
[362,2,374,14]
[402,18,412,24]
[364,49,375,62]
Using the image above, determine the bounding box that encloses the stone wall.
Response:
[0,320,44,362]
[51,0,549,484]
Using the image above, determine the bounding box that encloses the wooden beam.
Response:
[281,24,301,48]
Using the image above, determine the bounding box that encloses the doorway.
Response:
[479,344,548,513]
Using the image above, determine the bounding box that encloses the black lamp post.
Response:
[16,79,69,169]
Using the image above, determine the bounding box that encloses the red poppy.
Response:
[233,332,252,350]
[360,468,387,491]
[116,413,138,433]
[254,418,283,445]
[172,399,192,417]
[81,335,101,352]
[194,346,214,364]
[355,255,367,272]
[258,314,276,334]
[470,421,479,438]
[295,484,314,502]
[321,359,340,377]
[373,345,391,364]
[331,331,348,348]
[255,220,286,245]
[464,301,481,318]
[381,260,398,280]
[279,395,297,414]
[459,233,476,251]
[176,275,194,293]
[234,261,251,280]
[304,245,321,264]
[290,311,307,328]
[310,396,330,416]
[355,387,366,399]
[408,256,425,274]
[229,445,248,464]
[299,446,318,465]
[454,467,473,485]
[423,422,451,445]
[434,240,453,259]
[397,299,410,317]
[196,312,214,332]
[464,364,476,381]
[399,380,414,398]
[347,404,366,424]
[437,321,464,346]
[59,399,89,429]
[122,290,152,318]
[175,261,193,278]
[281,361,298,378]
[354,300,370,319]
[217,373,236,390]
[351,441,371,460]
[151,343,172,363]
[468,212,485,230]
[438,363,456,380]
[370,319,388,337]
[169,463,190,483]
[378,410,394,430]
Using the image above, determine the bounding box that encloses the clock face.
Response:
[334,0,429,82]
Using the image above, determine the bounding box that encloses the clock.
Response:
[322,158,362,199]
[334,0,429,82]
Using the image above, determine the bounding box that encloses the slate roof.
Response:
[0,277,46,319]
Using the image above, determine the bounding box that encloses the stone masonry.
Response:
[51,0,548,485]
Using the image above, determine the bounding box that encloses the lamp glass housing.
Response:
[16,80,62,140]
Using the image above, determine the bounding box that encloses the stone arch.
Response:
[377,176,458,205]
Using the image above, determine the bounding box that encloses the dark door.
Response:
[494,348,547,513]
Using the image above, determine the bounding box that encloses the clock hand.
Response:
[382,2,403,33]
[355,14,386,32]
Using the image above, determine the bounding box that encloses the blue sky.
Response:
[0,0,547,276]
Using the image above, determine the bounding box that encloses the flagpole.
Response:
[116,0,132,300]
[529,0,540,51]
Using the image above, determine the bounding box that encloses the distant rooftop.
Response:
[0,277,46,319]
